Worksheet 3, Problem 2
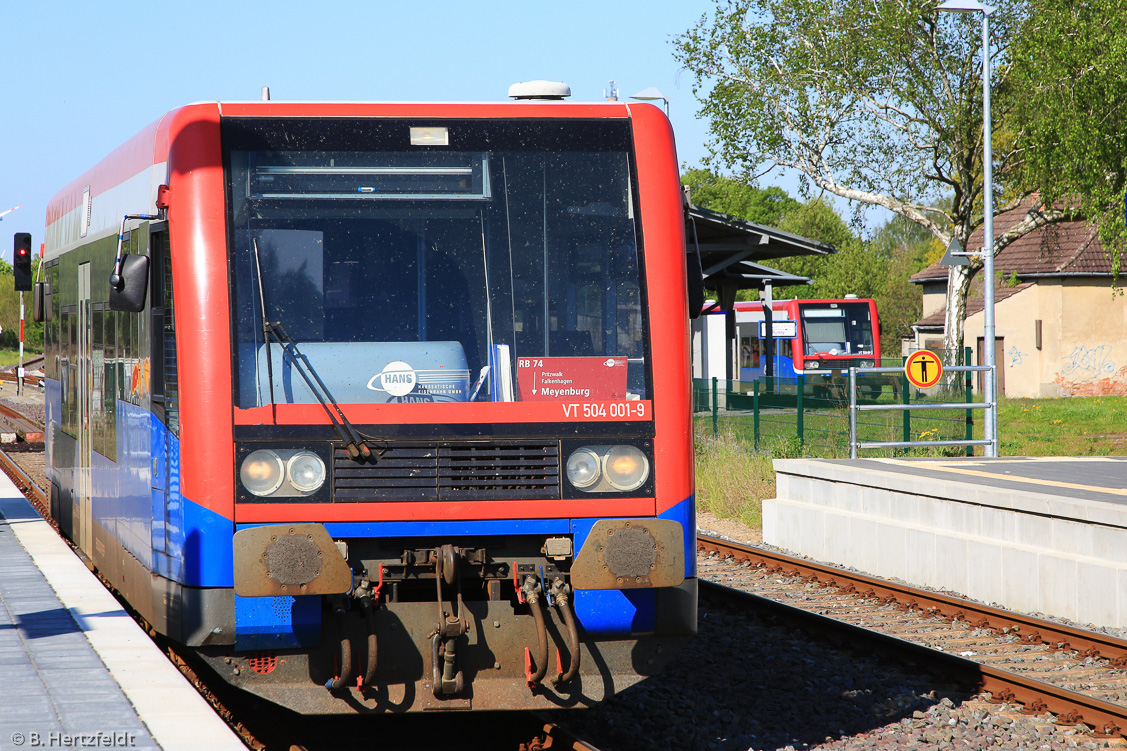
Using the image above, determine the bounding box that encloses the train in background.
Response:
[32,84,696,713]
[693,296,882,393]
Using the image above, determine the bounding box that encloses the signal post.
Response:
[13,233,32,395]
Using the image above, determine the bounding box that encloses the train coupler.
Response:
[431,616,466,696]
[431,544,467,697]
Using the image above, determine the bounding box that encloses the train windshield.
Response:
[799,302,875,356]
[223,118,648,408]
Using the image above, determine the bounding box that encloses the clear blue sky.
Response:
[1,1,733,261]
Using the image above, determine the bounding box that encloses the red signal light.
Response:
[13,232,32,291]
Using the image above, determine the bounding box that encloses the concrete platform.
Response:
[0,476,244,751]
[764,457,1127,628]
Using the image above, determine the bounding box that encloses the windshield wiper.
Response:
[253,239,372,462]
[266,322,372,461]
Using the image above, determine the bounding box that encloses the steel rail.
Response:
[0,435,606,750]
[700,533,1127,736]
[698,534,1127,665]
[528,715,604,750]
[0,372,44,388]
[702,579,1127,736]
[0,444,46,509]
[0,401,44,441]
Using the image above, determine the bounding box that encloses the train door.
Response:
[735,320,763,382]
[77,262,93,555]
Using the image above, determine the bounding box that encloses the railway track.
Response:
[12,382,1117,746]
[699,533,1127,739]
[0,400,45,441]
[0,354,45,389]
[0,372,43,388]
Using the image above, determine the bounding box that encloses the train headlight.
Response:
[566,448,602,488]
[603,445,650,491]
[240,450,285,496]
[287,452,327,493]
[565,444,651,493]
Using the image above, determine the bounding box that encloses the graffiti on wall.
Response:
[1054,345,1127,396]
[1008,346,1026,366]
[1061,345,1117,379]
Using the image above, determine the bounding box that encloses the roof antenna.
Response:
[261,86,271,101]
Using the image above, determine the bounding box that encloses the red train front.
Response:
[41,93,696,712]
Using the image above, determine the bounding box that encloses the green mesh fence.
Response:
[692,349,978,458]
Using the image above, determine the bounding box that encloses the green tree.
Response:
[778,199,859,255]
[674,0,1040,354]
[681,168,800,226]
[868,214,940,355]
[1010,0,1127,278]
[682,168,928,354]
[771,198,869,297]
[870,211,945,267]
[779,207,937,355]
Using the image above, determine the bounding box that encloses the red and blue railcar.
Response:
[39,94,695,712]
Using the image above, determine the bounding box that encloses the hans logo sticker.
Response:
[367,361,418,396]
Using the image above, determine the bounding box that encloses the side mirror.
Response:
[31,282,45,323]
[109,254,150,312]
[686,250,705,320]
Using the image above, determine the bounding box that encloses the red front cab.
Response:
[42,99,695,713]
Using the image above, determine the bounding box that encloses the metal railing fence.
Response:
[848,364,992,458]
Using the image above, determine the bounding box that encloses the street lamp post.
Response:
[938,0,997,457]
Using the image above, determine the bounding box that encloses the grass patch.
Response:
[694,432,776,528]
[997,396,1127,455]
[0,349,42,368]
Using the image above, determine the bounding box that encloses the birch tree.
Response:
[674,0,1027,355]
[1010,0,1127,279]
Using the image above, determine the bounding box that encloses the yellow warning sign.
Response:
[904,350,943,389]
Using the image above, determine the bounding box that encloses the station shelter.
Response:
[685,204,835,384]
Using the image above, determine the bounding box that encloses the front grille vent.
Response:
[333,441,560,502]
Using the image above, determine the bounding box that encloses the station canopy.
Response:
[685,204,834,309]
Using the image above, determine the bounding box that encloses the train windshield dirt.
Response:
[224,117,649,408]
[800,302,875,356]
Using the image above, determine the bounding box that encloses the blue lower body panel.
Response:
[235,594,321,650]
[239,508,694,639]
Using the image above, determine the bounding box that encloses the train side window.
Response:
[777,338,792,360]
[120,305,135,404]
[43,264,56,380]
[59,308,73,436]
[92,305,114,460]
[67,309,76,436]
[150,230,178,436]
[740,336,760,368]
[103,310,118,460]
